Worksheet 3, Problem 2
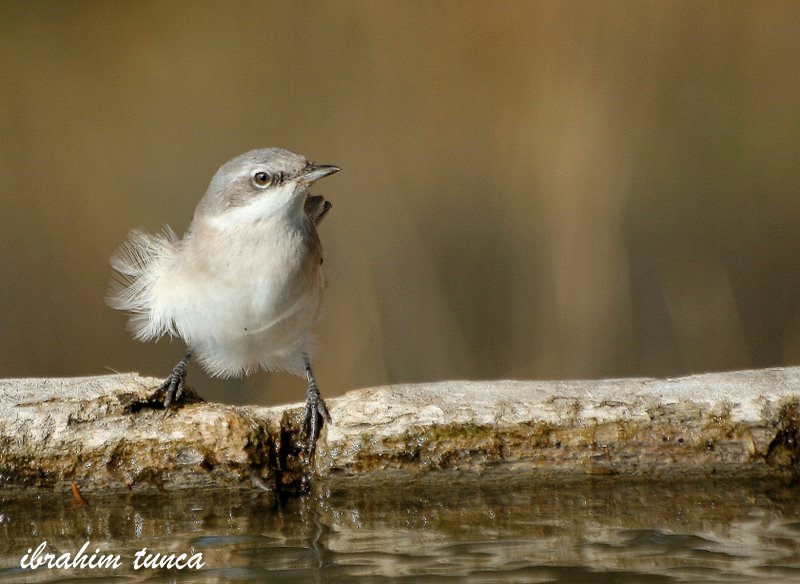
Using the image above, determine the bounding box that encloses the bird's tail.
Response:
[304,194,332,226]
[107,227,179,341]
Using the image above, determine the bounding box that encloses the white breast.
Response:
[154,216,324,378]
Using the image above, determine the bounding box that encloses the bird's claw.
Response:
[148,354,190,411]
[302,389,331,456]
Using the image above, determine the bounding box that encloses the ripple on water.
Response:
[1,479,800,582]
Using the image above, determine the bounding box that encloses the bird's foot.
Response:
[148,353,192,411]
[302,384,331,457]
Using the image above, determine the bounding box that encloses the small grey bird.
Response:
[108,148,339,455]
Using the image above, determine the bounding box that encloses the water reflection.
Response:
[0,479,799,582]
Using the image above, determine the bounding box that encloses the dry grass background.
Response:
[2,1,800,405]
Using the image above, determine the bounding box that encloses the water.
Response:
[1,478,800,582]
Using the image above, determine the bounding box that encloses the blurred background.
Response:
[2,1,800,406]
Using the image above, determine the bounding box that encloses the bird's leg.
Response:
[302,360,331,456]
[149,351,193,410]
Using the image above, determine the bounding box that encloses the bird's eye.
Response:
[252,171,273,188]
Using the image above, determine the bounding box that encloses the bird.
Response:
[108,148,339,455]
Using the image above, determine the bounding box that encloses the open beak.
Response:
[298,163,341,185]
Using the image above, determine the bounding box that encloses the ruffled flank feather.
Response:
[107,227,179,341]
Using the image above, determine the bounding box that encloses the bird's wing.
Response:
[304,194,332,226]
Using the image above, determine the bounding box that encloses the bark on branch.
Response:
[1,367,799,493]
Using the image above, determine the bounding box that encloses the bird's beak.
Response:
[298,163,341,185]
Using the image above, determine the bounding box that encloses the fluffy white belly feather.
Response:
[153,222,323,378]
